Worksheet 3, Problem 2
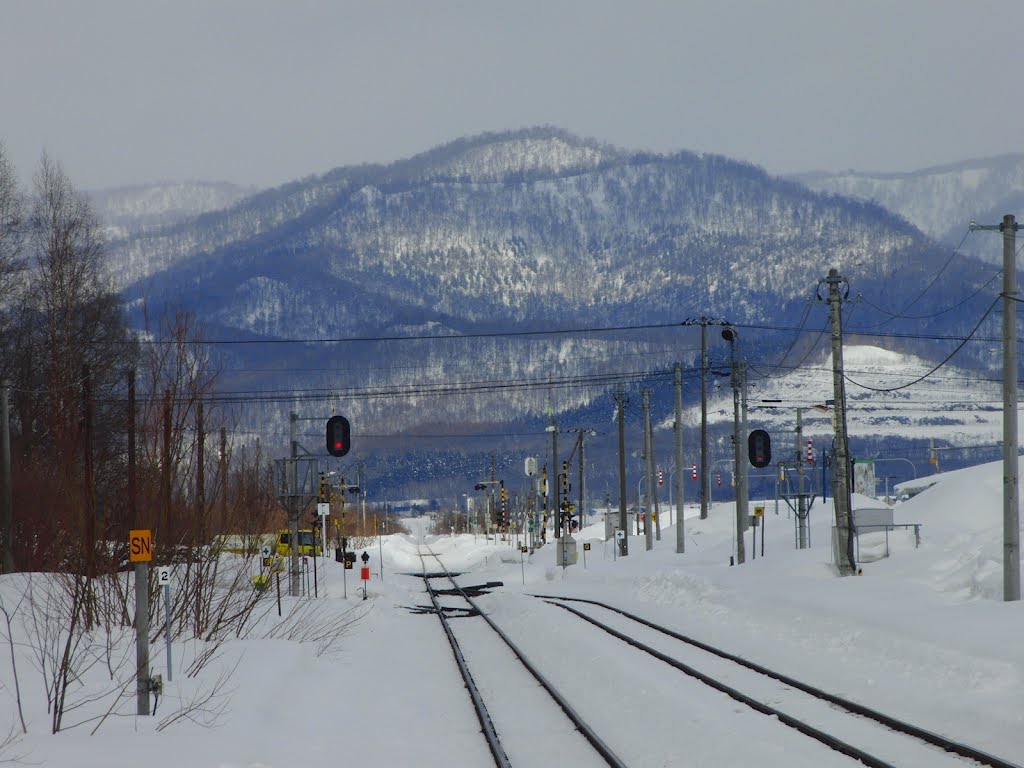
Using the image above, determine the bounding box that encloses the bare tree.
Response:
[5,153,135,573]
[0,141,26,331]
[0,586,28,735]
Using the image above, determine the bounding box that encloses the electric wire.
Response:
[844,295,1001,393]
[863,228,974,323]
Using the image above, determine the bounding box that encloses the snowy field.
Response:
[1,458,1022,767]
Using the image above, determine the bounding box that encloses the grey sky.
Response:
[2,0,1020,191]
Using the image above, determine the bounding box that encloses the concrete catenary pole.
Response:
[999,215,1020,601]
[289,411,300,596]
[739,357,749,550]
[724,329,745,564]
[796,408,808,549]
[700,323,709,519]
[674,362,685,554]
[551,415,560,540]
[970,214,1020,601]
[824,269,856,576]
[999,215,1021,601]
[616,384,629,557]
[642,389,655,552]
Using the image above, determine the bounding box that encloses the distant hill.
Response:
[790,154,1024,262]
[97,128,1006,498]
[89,180,258,240]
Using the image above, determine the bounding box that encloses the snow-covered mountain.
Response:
[790,154,1024,262]
[109,128,989,343]
[89,179,258,239]
[95,128,1008,497]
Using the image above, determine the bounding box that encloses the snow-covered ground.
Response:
[2,458,1023,767]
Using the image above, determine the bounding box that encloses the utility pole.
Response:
[796,408,809,549]
[615,384,629,557]
[723,328,746,564]
[683,317,730,519]
[569,429,596,535]
[820,269,856,576]
[289,411,300,596]
[129,369,150,716]
[700,322,710,520]
[549,414,560,539]
[642,389,655,551]
[358,460,366,535]
[674,362,685,554]
[1,380,13,573]
[970,214,1020,601]
[578,435,585,535]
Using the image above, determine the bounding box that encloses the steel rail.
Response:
[421,549,627,768]
[538,594,1021,768]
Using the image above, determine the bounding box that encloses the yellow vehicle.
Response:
[275,529,322,557]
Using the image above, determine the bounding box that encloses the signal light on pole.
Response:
[747,429,772,469]
[326,416,351,457]
[691,463,697,480]
[657,469,664,486]
[318,472,328,503]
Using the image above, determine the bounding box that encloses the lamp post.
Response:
[873,457,918,481]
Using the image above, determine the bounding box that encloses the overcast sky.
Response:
[2,0,1020,191]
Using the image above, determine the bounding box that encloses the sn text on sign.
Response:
[129,529,153,562]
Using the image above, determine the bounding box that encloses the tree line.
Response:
[0,141,282,577]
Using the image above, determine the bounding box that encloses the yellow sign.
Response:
[129,530,152,562]
[754,506,765,517]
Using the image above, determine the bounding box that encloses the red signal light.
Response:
[326,416,351,457]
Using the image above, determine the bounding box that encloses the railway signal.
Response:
[326,415,351,457]
[748,429,772,468]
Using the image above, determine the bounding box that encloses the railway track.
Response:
[533,593,1022,768]
[415,547,627,767]
[412,539,1021,766]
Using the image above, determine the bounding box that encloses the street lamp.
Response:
[873,457,918,481]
